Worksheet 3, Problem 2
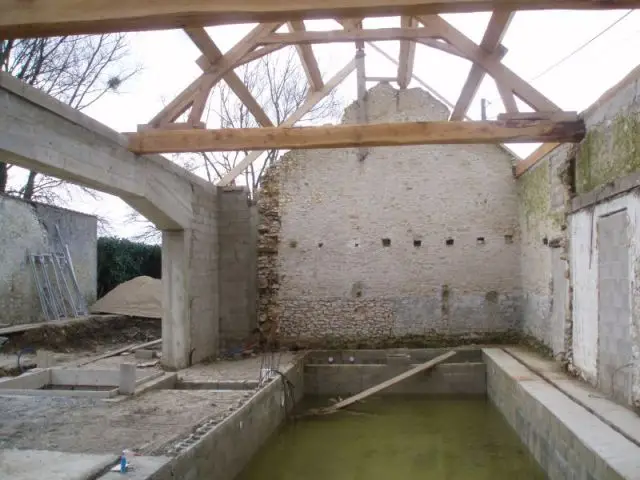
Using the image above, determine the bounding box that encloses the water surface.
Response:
[237,395,546,480]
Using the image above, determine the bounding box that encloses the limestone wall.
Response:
[257,84,521,345]
[0,194,97,325]
[517,146,572,356]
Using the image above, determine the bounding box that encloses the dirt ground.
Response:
[0,316,161,376]
[0,316,160,354]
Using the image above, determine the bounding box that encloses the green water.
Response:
[236,396,546,480]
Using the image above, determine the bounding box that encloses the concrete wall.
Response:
[154,355,305,480]
[217,187,258,350]
[304,349,486,398]
[258,83,521,345]
[0,194,97,325]
[485,348,640,480]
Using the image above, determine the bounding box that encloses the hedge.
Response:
[97,237,161,298]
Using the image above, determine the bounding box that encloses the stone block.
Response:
[119,363,136,395]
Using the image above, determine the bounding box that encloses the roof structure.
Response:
[2,0,638,184]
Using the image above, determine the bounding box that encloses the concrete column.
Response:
[161,184,220,370]
[162,229,191,370]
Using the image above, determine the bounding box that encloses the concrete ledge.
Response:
[505,347,640,453]
[0,367,165,399]
[0,449,118,480]
[570,170,640,213]
[304,361,486,396]
[305,347,484,365]
[484,348,640,479]
[175,380,259,390]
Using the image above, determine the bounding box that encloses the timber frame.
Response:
[4,2,638,183]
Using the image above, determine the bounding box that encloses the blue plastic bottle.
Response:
[120,450,127,473]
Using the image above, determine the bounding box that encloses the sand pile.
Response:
[90,276,161,319]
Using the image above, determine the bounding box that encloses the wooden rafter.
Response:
[185,27,273,127]
[128,118,585,154]
[418,15,559,113]
[288,21,324,91]
[449,10,513,120]
[145,23,279,128]
[497,81,518,113]
[398,16,418,88]
[218,59,358,185]
[3,0,638,38]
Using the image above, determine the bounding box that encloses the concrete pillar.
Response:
[162,229,191,370]
[161,184,220,370]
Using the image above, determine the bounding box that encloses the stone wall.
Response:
[517,146,572,356]
[0,194,97,325]
[217,187,258,349]
[257,83,521,345]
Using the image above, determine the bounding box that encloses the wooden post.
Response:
[355,32,368,162]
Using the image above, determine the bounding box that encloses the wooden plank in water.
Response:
[321,350,457,414]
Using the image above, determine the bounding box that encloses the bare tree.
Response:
[0,34,138,202]
[195,47,341,194]
[126,47,342,243]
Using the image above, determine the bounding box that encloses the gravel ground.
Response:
[0,389,248,455]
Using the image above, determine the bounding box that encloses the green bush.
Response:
[97,237,161,298]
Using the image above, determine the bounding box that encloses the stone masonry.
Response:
[257,83,522,345]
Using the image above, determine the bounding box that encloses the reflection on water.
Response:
[236,395,546,480]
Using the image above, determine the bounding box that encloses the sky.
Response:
[12,10,640,241]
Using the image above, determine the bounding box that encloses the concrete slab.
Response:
[98,455,171,479]
[0,449,117,480]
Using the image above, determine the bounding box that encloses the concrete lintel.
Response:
[0,72,195,230]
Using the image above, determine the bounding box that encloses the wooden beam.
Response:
[420,15,560,113]
[146,23,278,128]
[514,142,561,176]
[127,118,586,154]
[414,38,473,60]
[196,44,287,71]
[497,111,578,122]
[217,59,358,186]
[288,21,324,91]
[3,0,638,38]
[261,26,443,45]
[398,17,418,89]
[449,10,513,120]
[185,27,273,127]
[367,76,398,82]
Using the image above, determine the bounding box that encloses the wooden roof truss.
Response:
[3,1,632,181]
